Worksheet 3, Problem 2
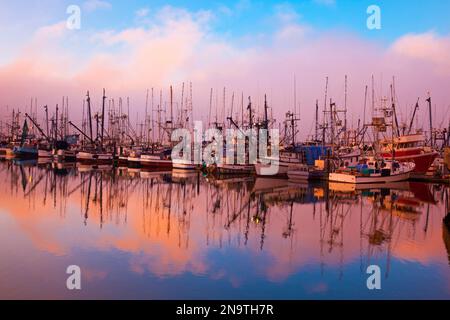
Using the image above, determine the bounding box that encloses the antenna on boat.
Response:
[344,75,348,134]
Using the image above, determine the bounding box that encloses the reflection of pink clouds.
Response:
[1,169,449,288]
[84,268,108,282]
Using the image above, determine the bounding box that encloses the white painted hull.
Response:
[329,171,411,184]
[172,162,198,170]
[77,152,113,163]
[127,156,141,163]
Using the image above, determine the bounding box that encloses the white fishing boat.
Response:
[172,161,198,170]
[77,151,114,163]
[255,150,304,177]
[53,149,77,162]
[127,150,142,166]
[329,158,415,184]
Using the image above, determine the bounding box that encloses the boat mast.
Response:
[44,105,49,138]
[145,89,149,147]
[263,94,269,130]
[391,77,400,137]
[208,88,213,128]
[407,99,419,135]
[323,77,329,145]
[315,100,319,142]
[247,97,253,130]
[344,75,348,138]
[87,91,93,145]
[101,88,106,148]
[55,104,59,141]
[427,93,433,148]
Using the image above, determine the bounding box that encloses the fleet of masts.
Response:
[1,76,450,184]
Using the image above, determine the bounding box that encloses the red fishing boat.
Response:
[380,134,438,174]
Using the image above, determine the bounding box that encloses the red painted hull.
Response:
[380,151,438,174]
[140,161,173,168]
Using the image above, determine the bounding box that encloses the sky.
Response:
[1,0,450,138]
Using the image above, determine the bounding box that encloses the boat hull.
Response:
[172,162,198,171]
[380,151,438,174]
[76,152,113,164]
[140,155,173,168]
[13,146,38,159]
[214,164,255,175]
[329,171,411,184]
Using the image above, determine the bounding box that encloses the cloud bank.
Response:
[1,5,450,137]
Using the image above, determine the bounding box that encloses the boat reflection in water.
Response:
[0,161,449,299]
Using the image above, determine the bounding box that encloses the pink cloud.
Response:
[391,32,450,74]
[1,6,450,138]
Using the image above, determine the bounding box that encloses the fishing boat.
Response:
[337,146,361,168]
[140,149,173,168]
[53,149,77,162]
[287,164,312,181]
[53,141,77,162]
[172,162,198,170]
[38,141,53,158]
[256,144,331,177]
[13,144,38,159]
[380,134,438,174]
[329,158,415,184]
[255,149,304,177]
[76,150,114,164]
[127,149,142,167]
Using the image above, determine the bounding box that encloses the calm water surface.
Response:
[0,159,449,299]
